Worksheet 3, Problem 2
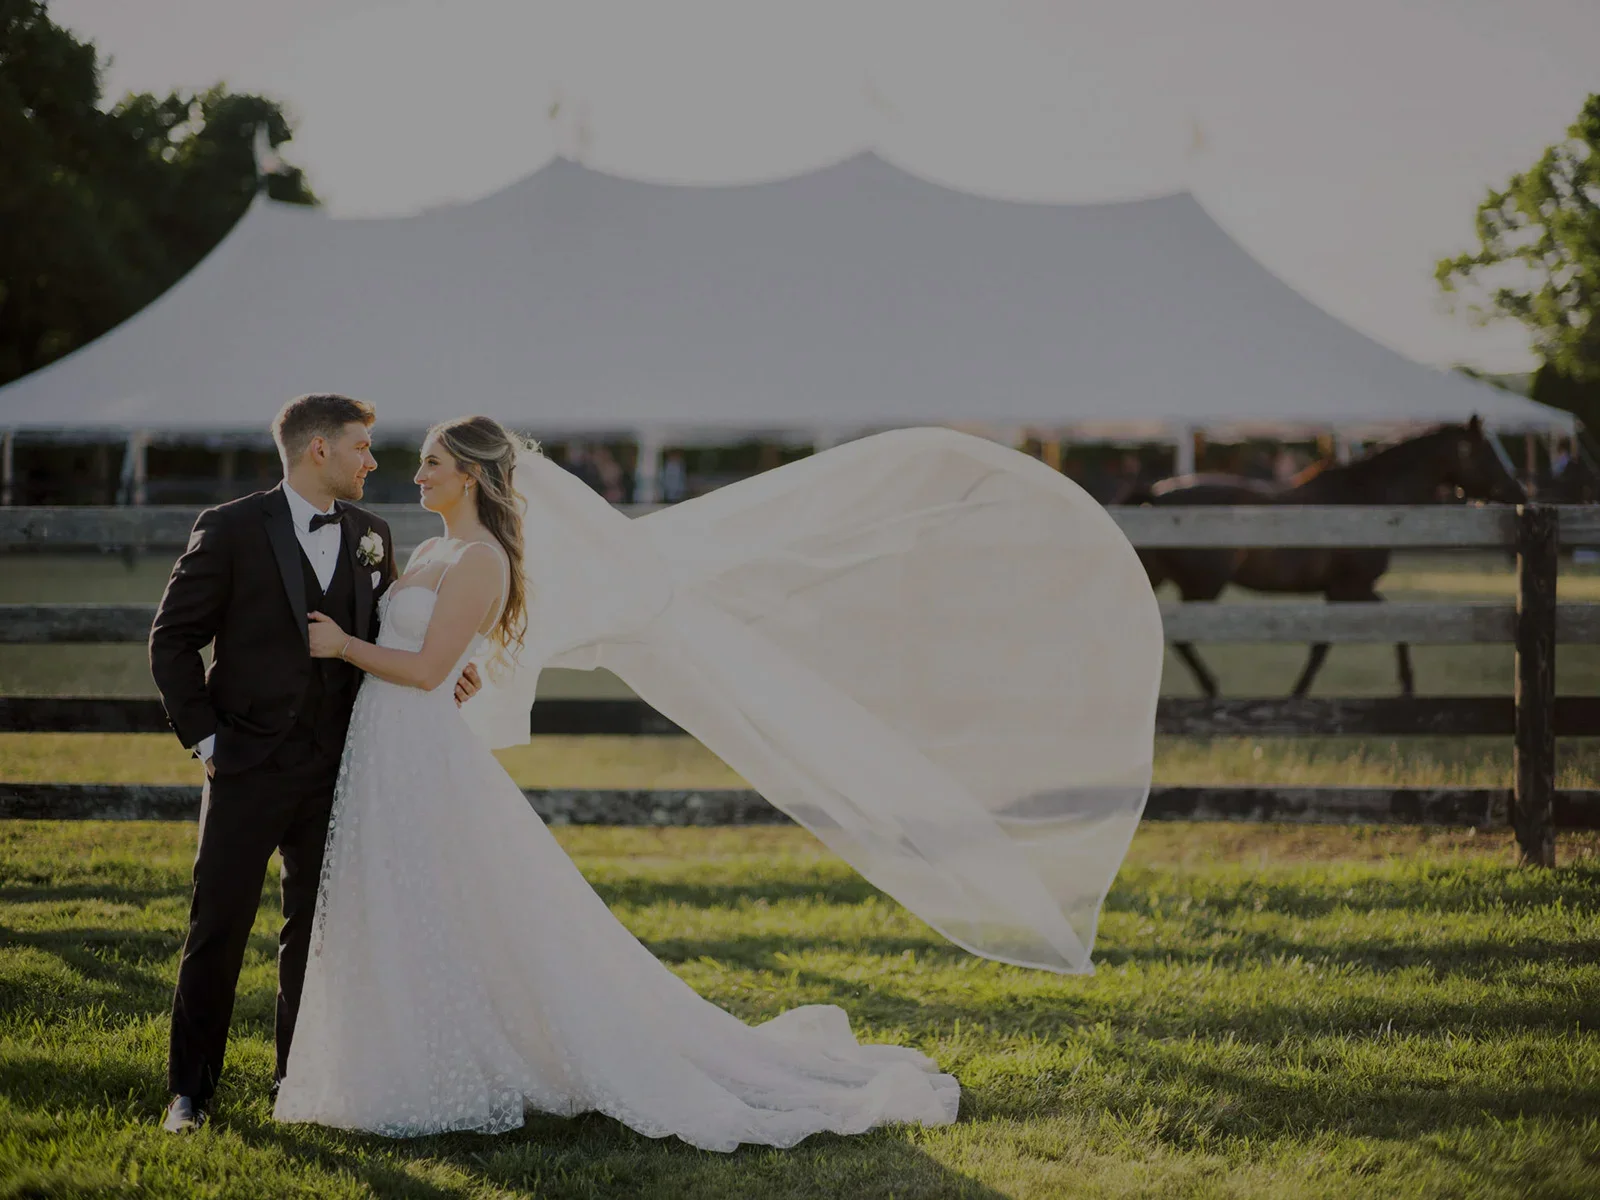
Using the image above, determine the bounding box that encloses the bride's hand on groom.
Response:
[305,611,481,703]
[307,611,351,659]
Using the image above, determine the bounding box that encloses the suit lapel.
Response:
[262,486,308,649]
[340,505,373,642]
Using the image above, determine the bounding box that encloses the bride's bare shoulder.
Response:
[402,535,445,573]
[440,539,507,584]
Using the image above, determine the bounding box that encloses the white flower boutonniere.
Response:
[357,530,384,568]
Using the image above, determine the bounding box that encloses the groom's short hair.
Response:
[273,393,376,466]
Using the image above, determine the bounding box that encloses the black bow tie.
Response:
[308,510,342,532]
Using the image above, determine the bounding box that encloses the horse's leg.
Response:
[1169,568,1229,698]
[1173,642,1220,698]
[1291,644,1330,698]
[1395,641,1415,696]
[1141,552,1210,692]
[1364,584,1415,696]
[1298,577,1395,698]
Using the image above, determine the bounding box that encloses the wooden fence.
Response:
[3,503,1598,864]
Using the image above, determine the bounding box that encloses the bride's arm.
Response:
[308,544,503,691]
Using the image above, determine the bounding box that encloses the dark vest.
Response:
[286,540,359,762]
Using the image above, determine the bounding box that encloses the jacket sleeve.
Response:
[149,506,231,749]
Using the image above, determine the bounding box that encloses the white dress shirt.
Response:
[193,481,343,764]
[283,480,344,592]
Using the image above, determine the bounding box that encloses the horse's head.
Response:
[1444,415,1527,504]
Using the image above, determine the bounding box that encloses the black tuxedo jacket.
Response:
[149,484,397,775]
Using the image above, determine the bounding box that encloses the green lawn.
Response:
[1,822,1597,1198]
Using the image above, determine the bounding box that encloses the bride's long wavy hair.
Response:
[425,416,538,671]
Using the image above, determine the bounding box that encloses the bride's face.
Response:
[415,435,474,514]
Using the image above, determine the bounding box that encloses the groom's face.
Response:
[321,420,378,501]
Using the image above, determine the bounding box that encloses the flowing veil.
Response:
[461,427,1164,974]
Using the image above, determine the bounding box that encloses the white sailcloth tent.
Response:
[0,151,1569,473]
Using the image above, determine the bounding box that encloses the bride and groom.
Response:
[149,392,1164,1149]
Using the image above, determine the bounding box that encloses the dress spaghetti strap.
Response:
[431,539,511,632]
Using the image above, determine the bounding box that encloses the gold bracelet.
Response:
[339,635,354,661]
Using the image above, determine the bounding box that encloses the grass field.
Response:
[2,822,1598,1199]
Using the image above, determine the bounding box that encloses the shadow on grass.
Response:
[0,1052,1004,1200]
[589,874,884,911]
[235,1110,1011,1200]
[640,928,958,968]
[999,1034,1600,1151]
[0,924,289,1028]
[0,924,177,1004]
[1103,865,1600,922]
[0,883,184,908]
[748,953,1600,1044]
[1110,933,1600,985]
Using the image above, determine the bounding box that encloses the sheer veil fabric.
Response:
[464,427,1163,974]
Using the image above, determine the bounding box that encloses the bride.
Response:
[273,415,1162,1150]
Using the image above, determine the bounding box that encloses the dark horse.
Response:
[1125,417,1527,698]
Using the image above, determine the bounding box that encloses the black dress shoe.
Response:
[162,1095,208,1133]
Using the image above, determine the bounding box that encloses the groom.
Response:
[149,393,480,1132]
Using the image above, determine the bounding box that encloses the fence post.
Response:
[1513,503,1558,867]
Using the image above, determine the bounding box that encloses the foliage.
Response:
[1437,94,1600,408]
[0,0,315,387]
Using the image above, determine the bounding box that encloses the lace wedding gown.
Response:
[274,539,961,1148]
[276,428,1163,1149]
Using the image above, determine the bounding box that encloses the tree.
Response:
[0,0,316,387]
[1436,93,1600,431]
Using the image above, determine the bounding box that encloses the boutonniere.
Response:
[357,530,384,567]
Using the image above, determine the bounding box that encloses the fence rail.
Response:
[3,502,1598,861]
[6,503,1600,552]
[2,781,1595,831]
[8,599,1599,646]
[6,695,1600,739]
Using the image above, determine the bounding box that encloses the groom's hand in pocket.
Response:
[454,662,482,706]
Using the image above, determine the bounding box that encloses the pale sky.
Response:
[54,0,1600,373]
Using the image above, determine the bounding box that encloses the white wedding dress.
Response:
[274,428,1163,1149]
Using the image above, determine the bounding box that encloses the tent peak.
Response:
[265,148,1201,224]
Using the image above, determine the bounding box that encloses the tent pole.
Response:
[1175,427,1197,476]
[0,431,13,506]
[631,428,662,505]
[117,431,150,506]
[134,430,149,506]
